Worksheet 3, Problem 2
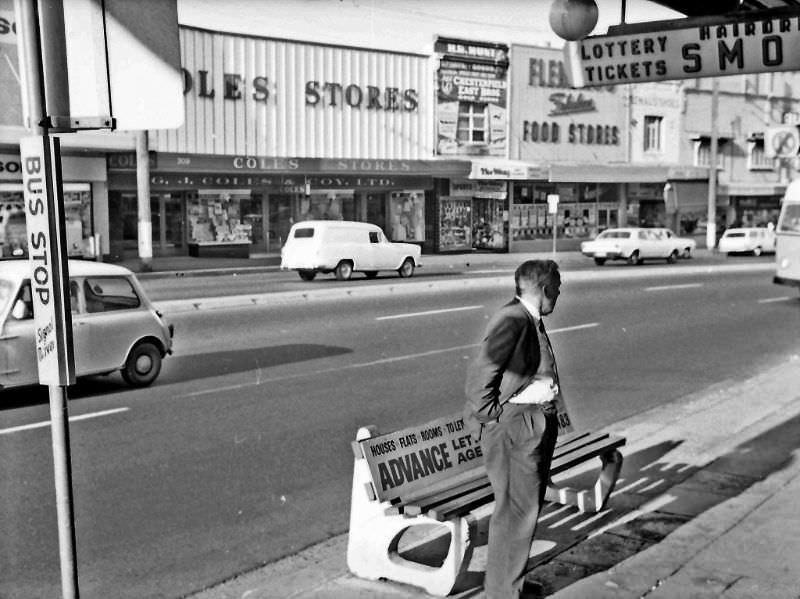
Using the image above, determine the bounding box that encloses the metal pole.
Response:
[136,130,153,271]
[707,79,719,250]
[552,216,557,257]
[14,1,79,597]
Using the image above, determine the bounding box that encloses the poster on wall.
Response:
[435,37,509,157]
[439,196,472,251]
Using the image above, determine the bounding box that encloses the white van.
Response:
[280,220,422,281]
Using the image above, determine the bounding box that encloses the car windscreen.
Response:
[0,279,14,314]
[778,204,800,234]
[293,227,314,238]
[598,231,630,239]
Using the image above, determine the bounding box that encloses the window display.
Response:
[298,192,355,221]
[389,191,425,241]
[439,197,471,251]
[188,192,252,244]
[0,185,93,257]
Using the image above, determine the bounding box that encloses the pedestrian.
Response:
[464,259,562,599]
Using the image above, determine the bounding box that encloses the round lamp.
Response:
[549,0,599,42]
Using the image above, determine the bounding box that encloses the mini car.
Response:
[280,220,422,281]
[580,227,693,265]
[718,227,776,256]
[0,260,174,390]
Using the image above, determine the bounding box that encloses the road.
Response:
[1,265,798,598]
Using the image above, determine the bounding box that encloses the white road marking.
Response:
[376,305,483,321]
[758,296,791,304]
[179,322,600,398]
[0,407,130,436]
[645,283,703,292]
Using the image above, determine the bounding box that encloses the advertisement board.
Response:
[564,8,800,88]
[435,37,509,157]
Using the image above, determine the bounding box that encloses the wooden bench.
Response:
[346,413,625,596]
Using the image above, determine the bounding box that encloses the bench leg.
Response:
[544,449,624,513]
[347,456,472,595]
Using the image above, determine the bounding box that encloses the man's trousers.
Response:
[481,404,558,599]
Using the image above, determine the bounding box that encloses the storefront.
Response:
[719,182,785,229]
[104,26,461,259]
[0,151,107,258]
[107,153,468,258]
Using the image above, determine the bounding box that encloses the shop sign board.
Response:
[547,194,560,214]
[0,153,22,179]
[564,8,800,88]
[511,44,626,164]
[0,0,22,127]
[435,37,509,158]
[19,136,75,386]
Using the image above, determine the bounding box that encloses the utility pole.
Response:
[136,130,153,271]
[707,78,719,250]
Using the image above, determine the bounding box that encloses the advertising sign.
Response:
[435,37,509,157]
[19,136,75,386]
[564,8,800,88]
[511,44,625,163]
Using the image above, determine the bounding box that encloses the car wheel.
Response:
[666,250,678,264]
[334,260,353,281]
[752,246,762,257]
[593,257,606,266]
[298,270,316,281]
[364,271,378,279]
[121,341,162,388]
[627,250,641,265]
[398,258,415,278]
[682,247,693,259]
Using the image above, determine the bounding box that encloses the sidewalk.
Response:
[112,249,727,279]
[186,353,800,599]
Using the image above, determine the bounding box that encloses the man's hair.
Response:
[514,259,560,296]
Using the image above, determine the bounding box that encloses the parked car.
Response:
[280,220,422,281]
[718,227,776,256]
[580,227,692,265]
[0,260,174,390]
[652,228,697,259]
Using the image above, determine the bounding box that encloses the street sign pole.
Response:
[15,1,78,598]
[547,194,560,258]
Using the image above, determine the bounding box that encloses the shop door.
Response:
[268,194,294,252]
[241,195,265,252]
[472,197,507,250]
[150,194,185,255]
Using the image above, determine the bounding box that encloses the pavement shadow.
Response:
[0,343,352,409]
[387,417,800,598]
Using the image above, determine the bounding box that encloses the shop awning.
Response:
[469,159,548,180]
[548,163,670,183]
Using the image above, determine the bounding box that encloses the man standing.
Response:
[464,259,562,599]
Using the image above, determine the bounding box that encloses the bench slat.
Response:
[394,434,625,521]
[551,435,625,472]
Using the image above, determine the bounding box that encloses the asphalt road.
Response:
[1,266,798,599]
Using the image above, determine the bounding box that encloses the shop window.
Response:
[389,191,425,241]
[298,192,355,222]
[188,192,252,244]
[643,115,663,152]
[457,102,487,143]
[1,185,92,258]
[439,196,472,251]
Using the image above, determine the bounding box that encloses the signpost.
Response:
[13,0,182,596]
[564,7,800,88]
[547,193,560,257]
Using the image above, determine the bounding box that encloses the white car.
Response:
[718,227,776,256]
[580,227,694,266]
[0,260,174,390]
[280,220,422,281]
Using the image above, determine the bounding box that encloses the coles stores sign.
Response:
[0,155,22,179]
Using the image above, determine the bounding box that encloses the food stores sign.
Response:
[564,8,800,88]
